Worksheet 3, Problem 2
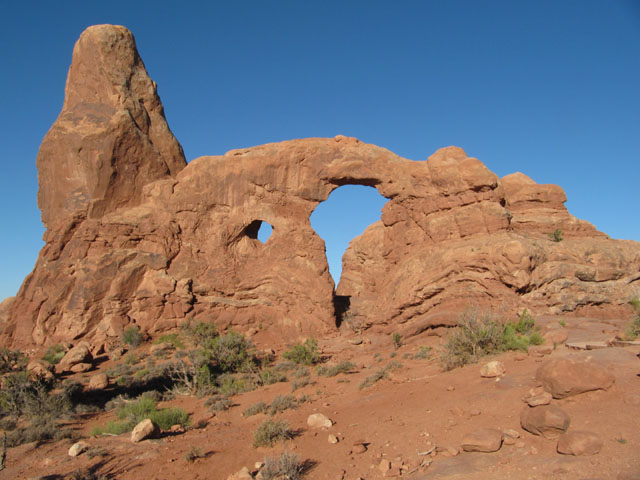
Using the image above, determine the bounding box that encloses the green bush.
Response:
[243,401,268,417]
[412,346,432,360]
[205,331,256,374]
[91,394,189,435]
[181,319,218,346]
[42,344,66,365]
[392,332,402,349]
[253,418,293,447]
[122,326,143,347]
[153,333,184,349]
[440,309,544,371]
[283,339,320,366]
[259,367,288,385]
[549,229,564,242]
[626,299,640,340]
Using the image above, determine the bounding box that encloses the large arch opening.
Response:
[310,185,389,289]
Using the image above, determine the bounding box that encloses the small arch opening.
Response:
[310,185,388,288]
[244,220,273,244]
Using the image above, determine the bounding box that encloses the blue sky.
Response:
[1,1,639,300]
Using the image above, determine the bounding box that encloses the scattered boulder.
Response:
[528,345,553,357]
[307,413,333,428]
[131,419,160,442]
[461,428,503,452]
[68,441,90,457]
[70,362,92,373]
[536,358,615,399]
[520,405,570,438]
[88,373,109,390]
[523,386,553,406]
[480,360,506,378]
[557,431,603,456]
[57,342,93,372]
[328,434,339,444]
[543,329,568,345]
[26,359,54,379]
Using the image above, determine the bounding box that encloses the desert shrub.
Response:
[274,361,297,372]
[185,445,205,462]
[253,418,293,448]
[392,332,402,349]
[243,401,268,417]
[0,348,26,374]
[440,309,544,371]
[412,346,432,360]
[122,326,143,347]
[283,339,320,366]
[42,344,66,365]
[0,372,71,420]
[259,367,288,385]
[262,451,305,480]
[124,353,139,366]
[181,319,218,346]
[358,362,402,390]
[549,229,564,242]
[625,299,640,340]
[267,395,298,415]
[316,361,355,377]
[204,331,256,374]
[205,395,232,412]
[7,420,75,447]
[153,333,184,349]
[291,377,312,392]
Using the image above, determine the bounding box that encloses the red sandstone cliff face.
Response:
[1,25,639,347]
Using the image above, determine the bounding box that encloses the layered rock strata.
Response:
[2,25,639,347]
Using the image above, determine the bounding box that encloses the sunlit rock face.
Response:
[2,25,639,347]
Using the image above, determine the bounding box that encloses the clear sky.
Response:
[1,1,639,301]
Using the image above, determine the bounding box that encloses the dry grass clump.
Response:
[253,418,294,447]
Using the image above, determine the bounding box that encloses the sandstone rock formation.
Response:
[1,24,640,347]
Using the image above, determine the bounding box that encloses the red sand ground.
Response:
[2,315,639,480]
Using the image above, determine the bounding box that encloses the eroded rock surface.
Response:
[2,24,640,347]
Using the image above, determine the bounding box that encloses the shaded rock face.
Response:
[2,24,640,347]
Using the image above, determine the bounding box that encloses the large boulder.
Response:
[535,358,615,399]
[557,431,603,456]
[2,24,640,348]
[57,342,93,372]
[131,419,160,442]
[520,405,570,438]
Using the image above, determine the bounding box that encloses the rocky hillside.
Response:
[1,25,639,349]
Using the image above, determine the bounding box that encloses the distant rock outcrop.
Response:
[1,24,639,347]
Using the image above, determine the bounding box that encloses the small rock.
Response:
[169,424,184,433]
[254,462,264,470]
[524,386,553,406]
[68,441,90,457]
[328,434,339,444]
[352,444,367,454]
[503,429,520,439]
[557,431,603,456]
[480,360,506,378]
[131,418,160,442]
[446,386,455,391]
[503,436,517,446]
[88,373,109,390]
[461,428,503,453]
[348,338,363,345]
[529,446,539,455]
[378,459,391,473]
[520,405,570,438]
[535,358,615,399]
[307,413,333,428]
[226,466,252,480]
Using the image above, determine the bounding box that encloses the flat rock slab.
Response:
[461,428,503,452]
[566,341,610,350]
